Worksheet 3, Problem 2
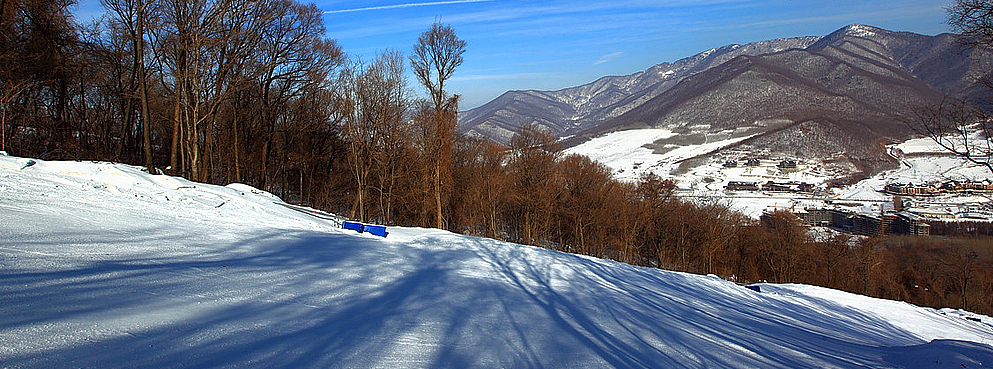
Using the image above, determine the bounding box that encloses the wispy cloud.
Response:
[450,72,554,82]
[324,0,495,14]
[594,52,624,65]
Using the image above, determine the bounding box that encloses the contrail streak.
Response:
[324,0,494,14]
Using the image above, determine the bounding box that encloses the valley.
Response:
[462,24,993,229]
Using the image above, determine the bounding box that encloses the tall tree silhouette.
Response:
[410,22,465,229]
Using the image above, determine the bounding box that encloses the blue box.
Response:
[342,221,364,233]
[364,225,388,237]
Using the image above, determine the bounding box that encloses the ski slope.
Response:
[2,153,992,368]
[563,128,758,181]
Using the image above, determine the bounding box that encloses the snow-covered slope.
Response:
[2,154,992,368]
[563,128,760,182]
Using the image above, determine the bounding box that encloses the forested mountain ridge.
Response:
[457,36,821,145]
[460,25,988,173]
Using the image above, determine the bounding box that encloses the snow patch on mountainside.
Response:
[564,128,758,181]
[562,128,676,176]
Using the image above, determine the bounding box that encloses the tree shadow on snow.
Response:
[1,229,992,368]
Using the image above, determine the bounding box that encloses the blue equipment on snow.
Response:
[364,225,388,237]
[342,221,388,237]
[342,221,364,233]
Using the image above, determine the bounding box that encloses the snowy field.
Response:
[565,129,993,219]
[887,136,993,186]
[2,153,993,368]
[563,129,678,178]
[563,128,838,217]
[564,128,758,182]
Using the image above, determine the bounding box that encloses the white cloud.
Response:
[594,52,624,65]
[324,0,495,14]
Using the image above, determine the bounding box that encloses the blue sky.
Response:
[75,0,953,109]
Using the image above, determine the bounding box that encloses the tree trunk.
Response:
[233,116,241,182]
[170,90,181,173]
[434,159,442,229]
[136,5,154,173]
[1,108,6,152]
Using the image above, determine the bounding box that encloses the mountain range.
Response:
[458,25,990,175]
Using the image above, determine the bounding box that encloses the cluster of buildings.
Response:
[776,160,798,171]
[789,203,993,236]
[793,208,932,236]
[722,159,797,170]
[884,180,993,196]
[722,155,993,236]
[726,181,816,193]
[722,158,762,168]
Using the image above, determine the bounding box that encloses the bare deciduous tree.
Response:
[912,0,993,174]
[557,154,614,256]
[343,51,410,222]
[913,97,992,173]
[411,22,465,229]
[507,124,560,245]
[948,0,993,49]
[0,79,33,152]
[103,0,156,173]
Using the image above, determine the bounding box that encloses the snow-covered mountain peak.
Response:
[843,24,884,37]
[459,34,820,145]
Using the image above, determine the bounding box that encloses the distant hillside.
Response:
[457,36,821,145]
[459,25,988,174]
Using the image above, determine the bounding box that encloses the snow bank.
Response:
[2,155,992,368]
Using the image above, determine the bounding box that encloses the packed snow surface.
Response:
[2,155,993,368]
